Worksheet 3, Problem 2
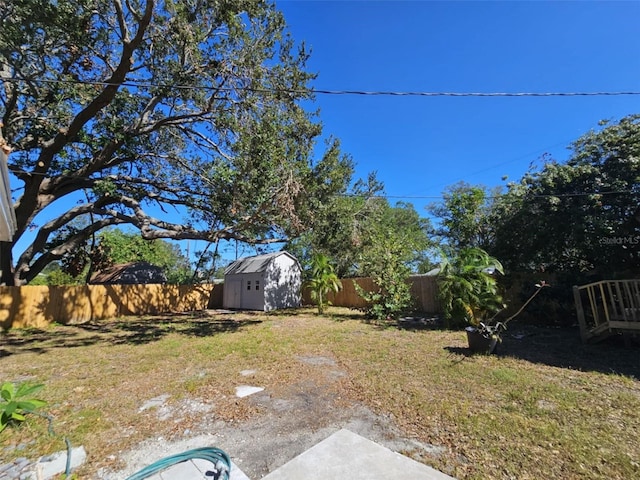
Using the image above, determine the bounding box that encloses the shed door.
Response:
[242,276,264,310]
[224,278,242,309]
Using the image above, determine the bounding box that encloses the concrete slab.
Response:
[261,429,455,480]
[144,459,249,480]
[235,385,264,398]
[138,394,170,412]
[35,446,87,479]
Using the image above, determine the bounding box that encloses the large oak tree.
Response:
[0,0,353,285]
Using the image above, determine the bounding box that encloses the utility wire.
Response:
[2,76,640,97]
[339,190,637,200]
[7,162,637,199]
[4,76,638,202]
[6,165,638,201]
[309,90,640,97]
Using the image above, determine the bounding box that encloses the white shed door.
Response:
[224,278,243,309]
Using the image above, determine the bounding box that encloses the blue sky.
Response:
[276,0,640,203]
[11,0,640,267]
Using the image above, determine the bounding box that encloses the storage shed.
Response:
[223,251,302,311]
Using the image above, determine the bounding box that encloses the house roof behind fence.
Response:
[224,251,299,275]
[90,262,167,284]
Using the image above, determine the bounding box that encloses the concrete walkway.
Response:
[262,429,455,480]
[144,460,249,480]
[140,429,454,480]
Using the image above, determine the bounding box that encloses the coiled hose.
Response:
[124,447,231,480]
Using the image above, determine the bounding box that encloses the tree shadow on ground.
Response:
[271,306,369,322]
[328,311,371,322]
[395,314,444,331]
[0,312,262,358]
[446,325,640,380]
[501,326,640,379]
[261,307,313,317]
[319,311,447,331]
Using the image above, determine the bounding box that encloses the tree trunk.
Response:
[0,241,14,286]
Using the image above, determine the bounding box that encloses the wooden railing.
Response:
[573,279,640,342]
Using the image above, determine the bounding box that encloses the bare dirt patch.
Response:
[1,308,638,479]
[97,353,442,479]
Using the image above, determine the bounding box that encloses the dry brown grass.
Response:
[1,308,639,479]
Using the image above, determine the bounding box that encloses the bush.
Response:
[437,247,504,329]
[354,261,414,321]
[0,382,47,432]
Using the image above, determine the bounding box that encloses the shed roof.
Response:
[224,251,299,275]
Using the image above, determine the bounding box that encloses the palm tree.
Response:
[307,254,342,314]
[437,247,504,328]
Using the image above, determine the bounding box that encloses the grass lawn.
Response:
[1,307,639,479]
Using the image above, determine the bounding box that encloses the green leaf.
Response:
[17,399,47,411]
[15,383,44,399]
[1,383,15,401]
[11,412,26,422]
[4,402,17,416]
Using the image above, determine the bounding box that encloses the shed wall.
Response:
[264,255,301,311]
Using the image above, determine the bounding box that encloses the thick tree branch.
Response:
[20,217,126,285]
[113,0,131,43]
[94,197,287,245]
[15,0,154,233]
[15,197,122,273]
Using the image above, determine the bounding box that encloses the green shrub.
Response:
[437,247,504,328]
[0,382,47,432]
[354,261,414,321]
[306,254,342,314]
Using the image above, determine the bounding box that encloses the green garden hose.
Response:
[34,411,73,477]
[124,447,231,480]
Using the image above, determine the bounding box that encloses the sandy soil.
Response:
[98,354,445,479]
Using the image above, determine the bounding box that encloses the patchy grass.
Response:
[1,308,639,479]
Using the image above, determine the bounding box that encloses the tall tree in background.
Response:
[356,199,431,276]
[93,229,192,283]
[287,178,432,278]
[427,182,495,250]
[0,0,353,285]
[286,173,384,278]
[490,115,640,275]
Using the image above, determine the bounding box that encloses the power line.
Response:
[4,76,639,202]
[8,162,636,201]
[410,139,572,197]
[340,190,637,201]
[311,90,640,98]
[2,76,640,97]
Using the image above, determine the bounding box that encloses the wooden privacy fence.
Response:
[573,279,640,342]
[1,283,223,329]
[302,275,441,313]
[3,275,439,330]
